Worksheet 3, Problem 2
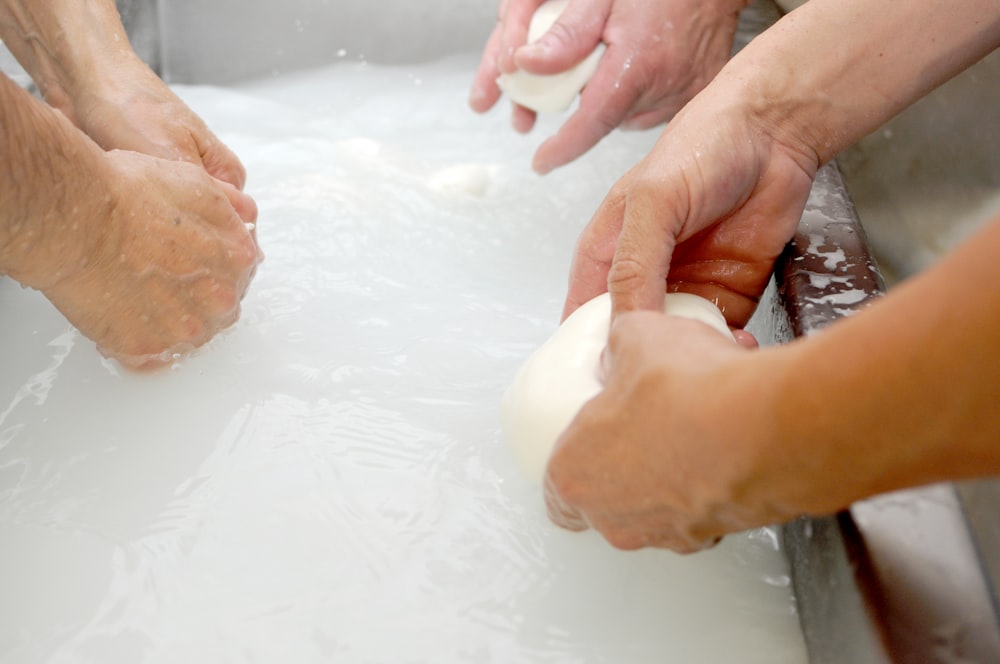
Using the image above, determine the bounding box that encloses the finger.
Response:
[603,310,660,379]
[469,25,505,113]
[513,0,610,74]
[531,44,641,173]
[213,179,264,263]
[607,175,680,318]
[498,0,545,74]
[561,183,627,320]
[647,533,724,555]
[591,513,709,553]
[544,471,589,531]
[188,120,248,190]
[202,141,248,191]
[732,328,758,349]
[511,102,537,133]
[597,511,724,553]
[620,103,677,132]
[215,179,259,226]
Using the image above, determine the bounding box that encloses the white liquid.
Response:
[0,55,807,663]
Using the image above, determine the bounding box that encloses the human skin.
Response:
[0,0,247,189]
[469,0,748,173]
[0,72,260,370]
[545,0,1000,551]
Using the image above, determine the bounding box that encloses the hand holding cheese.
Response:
[469,0,747,173]
[495,0,606,113]
[501,292,733,484]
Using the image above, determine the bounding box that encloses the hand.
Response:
[543,310,793,552]
[41,149,261,370]
[470,0,748,173]
[561,81,817,325]
[64,55,248,190]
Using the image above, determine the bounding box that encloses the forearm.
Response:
[757,216,1000,515]
[721,0,1000,164]
[0,71,108,289]
[0,0,133,118]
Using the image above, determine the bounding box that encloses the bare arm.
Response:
[769,217,1000,515]
[0,0,247,188]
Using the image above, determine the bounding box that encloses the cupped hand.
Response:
[64,56,248,190]
[42,149,261,370]
[562,83,818,326]
[543,310,794,552]
[470,0,747,173]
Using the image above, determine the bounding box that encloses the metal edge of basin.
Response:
[771,160,894,664]
[772,160,1000,663]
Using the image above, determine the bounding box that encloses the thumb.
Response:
[514,0,610,74]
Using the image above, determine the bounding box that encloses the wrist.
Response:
[0,0,135,123]
[715,0,1000,167]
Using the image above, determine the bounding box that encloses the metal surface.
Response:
[771,161,1000,663]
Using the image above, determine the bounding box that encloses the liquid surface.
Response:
[0,55,808,663]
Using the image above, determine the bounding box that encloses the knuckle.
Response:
[607,256,647,293]
[212,283,242,316]
[622,107,672,131]
[234,236,260,272]
[591,108,623,137]
[543,21,581,51]
[180,314,208,343]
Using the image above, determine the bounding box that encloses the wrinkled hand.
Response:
[64,55,247,190]
[562,83,817,325]
[42,149,261,370]
[470,0,747,173]
[544,310,795,552]
[547,68,821,551]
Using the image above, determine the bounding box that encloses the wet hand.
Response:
[67,55,248,190]
[561,85,816,325]
[542,310,791,552]
[42,149,261,370]
[470,0,748,173]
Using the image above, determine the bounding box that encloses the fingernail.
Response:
[517,43,546,61]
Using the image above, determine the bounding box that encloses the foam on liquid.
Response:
[0,55,808,663]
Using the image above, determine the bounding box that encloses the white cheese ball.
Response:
[496,0,606,113]
[501,292,734,484]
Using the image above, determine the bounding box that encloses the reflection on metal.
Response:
[771,148,1000,664]
[736,1,1000,659]
[776,163,886,337]
[852,486,1000,663]
[783,514,891,663]
[957,480,1000,616]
